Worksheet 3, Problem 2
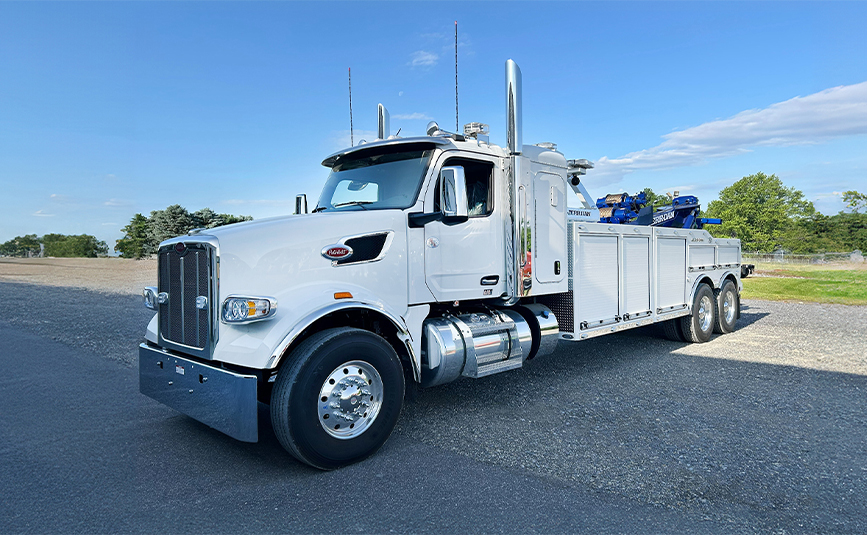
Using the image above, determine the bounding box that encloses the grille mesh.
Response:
[159,243,213,350]
[537,291,574,334]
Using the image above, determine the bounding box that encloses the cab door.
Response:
[424,156,505,302]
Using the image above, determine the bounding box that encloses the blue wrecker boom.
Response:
[596,192,722,229]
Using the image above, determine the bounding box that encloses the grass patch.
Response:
[742,264,867,305]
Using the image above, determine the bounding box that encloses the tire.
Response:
[270,327,405,470]
[679,284,716,343]
[714,279,739,334]
[662,318,686,342]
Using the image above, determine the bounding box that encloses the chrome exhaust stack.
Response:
[295,194,308,215]
[505,59,522,155]
[503,59,524,305]
[377,103,390,140]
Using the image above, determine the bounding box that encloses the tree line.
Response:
[3,177,864,259]
[702,173,866,253]
[0,205,251,259]
[114,205,252,258]
[0,234,108,258]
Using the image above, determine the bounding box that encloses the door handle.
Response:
[480,275,500,286]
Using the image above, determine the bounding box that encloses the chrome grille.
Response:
[158,242,215,352]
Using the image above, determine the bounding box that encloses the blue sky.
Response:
[1,2,866,250]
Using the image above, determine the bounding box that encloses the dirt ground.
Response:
[0,257,157,295]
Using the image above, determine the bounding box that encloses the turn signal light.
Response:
[334,292,353,300]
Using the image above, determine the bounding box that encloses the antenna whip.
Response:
[455,21,459,132]
[349,67,354,147]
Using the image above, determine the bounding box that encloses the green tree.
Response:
[641,187,672,209]
[842,190,867,214]
[191,208,252,228]
[43,234,108,257]
[145,204,193,255]
[115,205,253,258]
[705,172,815,252]
[0,234,42,257]
[115,214,149,258]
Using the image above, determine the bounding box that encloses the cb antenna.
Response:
[455,21,459,132]
[349,67,354,147]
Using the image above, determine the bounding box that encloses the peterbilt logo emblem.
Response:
[322,245,353,261]
[174,242,187,254]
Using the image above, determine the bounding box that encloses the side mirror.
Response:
[440,166,468,218]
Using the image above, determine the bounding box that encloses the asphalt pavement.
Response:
[1,281,866,534]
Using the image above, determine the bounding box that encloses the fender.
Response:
[686,268,738,311]
[266,300,421,382]
[687,275,715,311]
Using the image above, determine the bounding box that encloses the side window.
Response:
[433,159,494,217]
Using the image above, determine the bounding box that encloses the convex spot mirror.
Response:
[347,181,369,191]
[440,166,468,218]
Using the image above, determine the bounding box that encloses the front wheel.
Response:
[679,284,716,343]
[270,327,405,470]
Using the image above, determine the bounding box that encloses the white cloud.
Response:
[393,112,433,121]
[101,222,117,226]
[399,91,404,97]
[32,210,54,217]
[104,199,131,207]
[592,81,867,185]
[409,51,438,68]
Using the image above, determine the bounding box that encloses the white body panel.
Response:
[562,222,742,341]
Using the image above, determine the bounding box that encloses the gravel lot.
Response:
[1,259,866,533]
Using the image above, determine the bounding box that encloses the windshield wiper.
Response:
[332,201,373,210]
[312,206,328,213]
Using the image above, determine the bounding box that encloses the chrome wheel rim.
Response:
[698,295,714,332]
[318,360,383,440]
[723,290,736,324]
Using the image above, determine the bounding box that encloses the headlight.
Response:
[221,296,278,324]
[143,287,158,310]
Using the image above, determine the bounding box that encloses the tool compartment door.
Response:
[655,236,688,309]
[622,235,651,316]
[575,233,619,326]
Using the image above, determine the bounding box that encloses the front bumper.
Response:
[139,343,259,442]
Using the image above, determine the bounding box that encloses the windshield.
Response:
[316,148,434,212]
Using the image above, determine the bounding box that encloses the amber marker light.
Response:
[334,292,353,300]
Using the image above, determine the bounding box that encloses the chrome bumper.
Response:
[139,343,258,442]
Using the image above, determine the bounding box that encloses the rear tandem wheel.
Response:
[679,284,716,343]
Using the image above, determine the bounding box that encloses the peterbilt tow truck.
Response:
[139,60,742,469]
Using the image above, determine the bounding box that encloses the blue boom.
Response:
[597,193,721,229]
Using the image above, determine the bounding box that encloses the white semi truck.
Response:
[139,60,742,469]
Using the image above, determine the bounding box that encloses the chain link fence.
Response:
[743,250,864,264]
